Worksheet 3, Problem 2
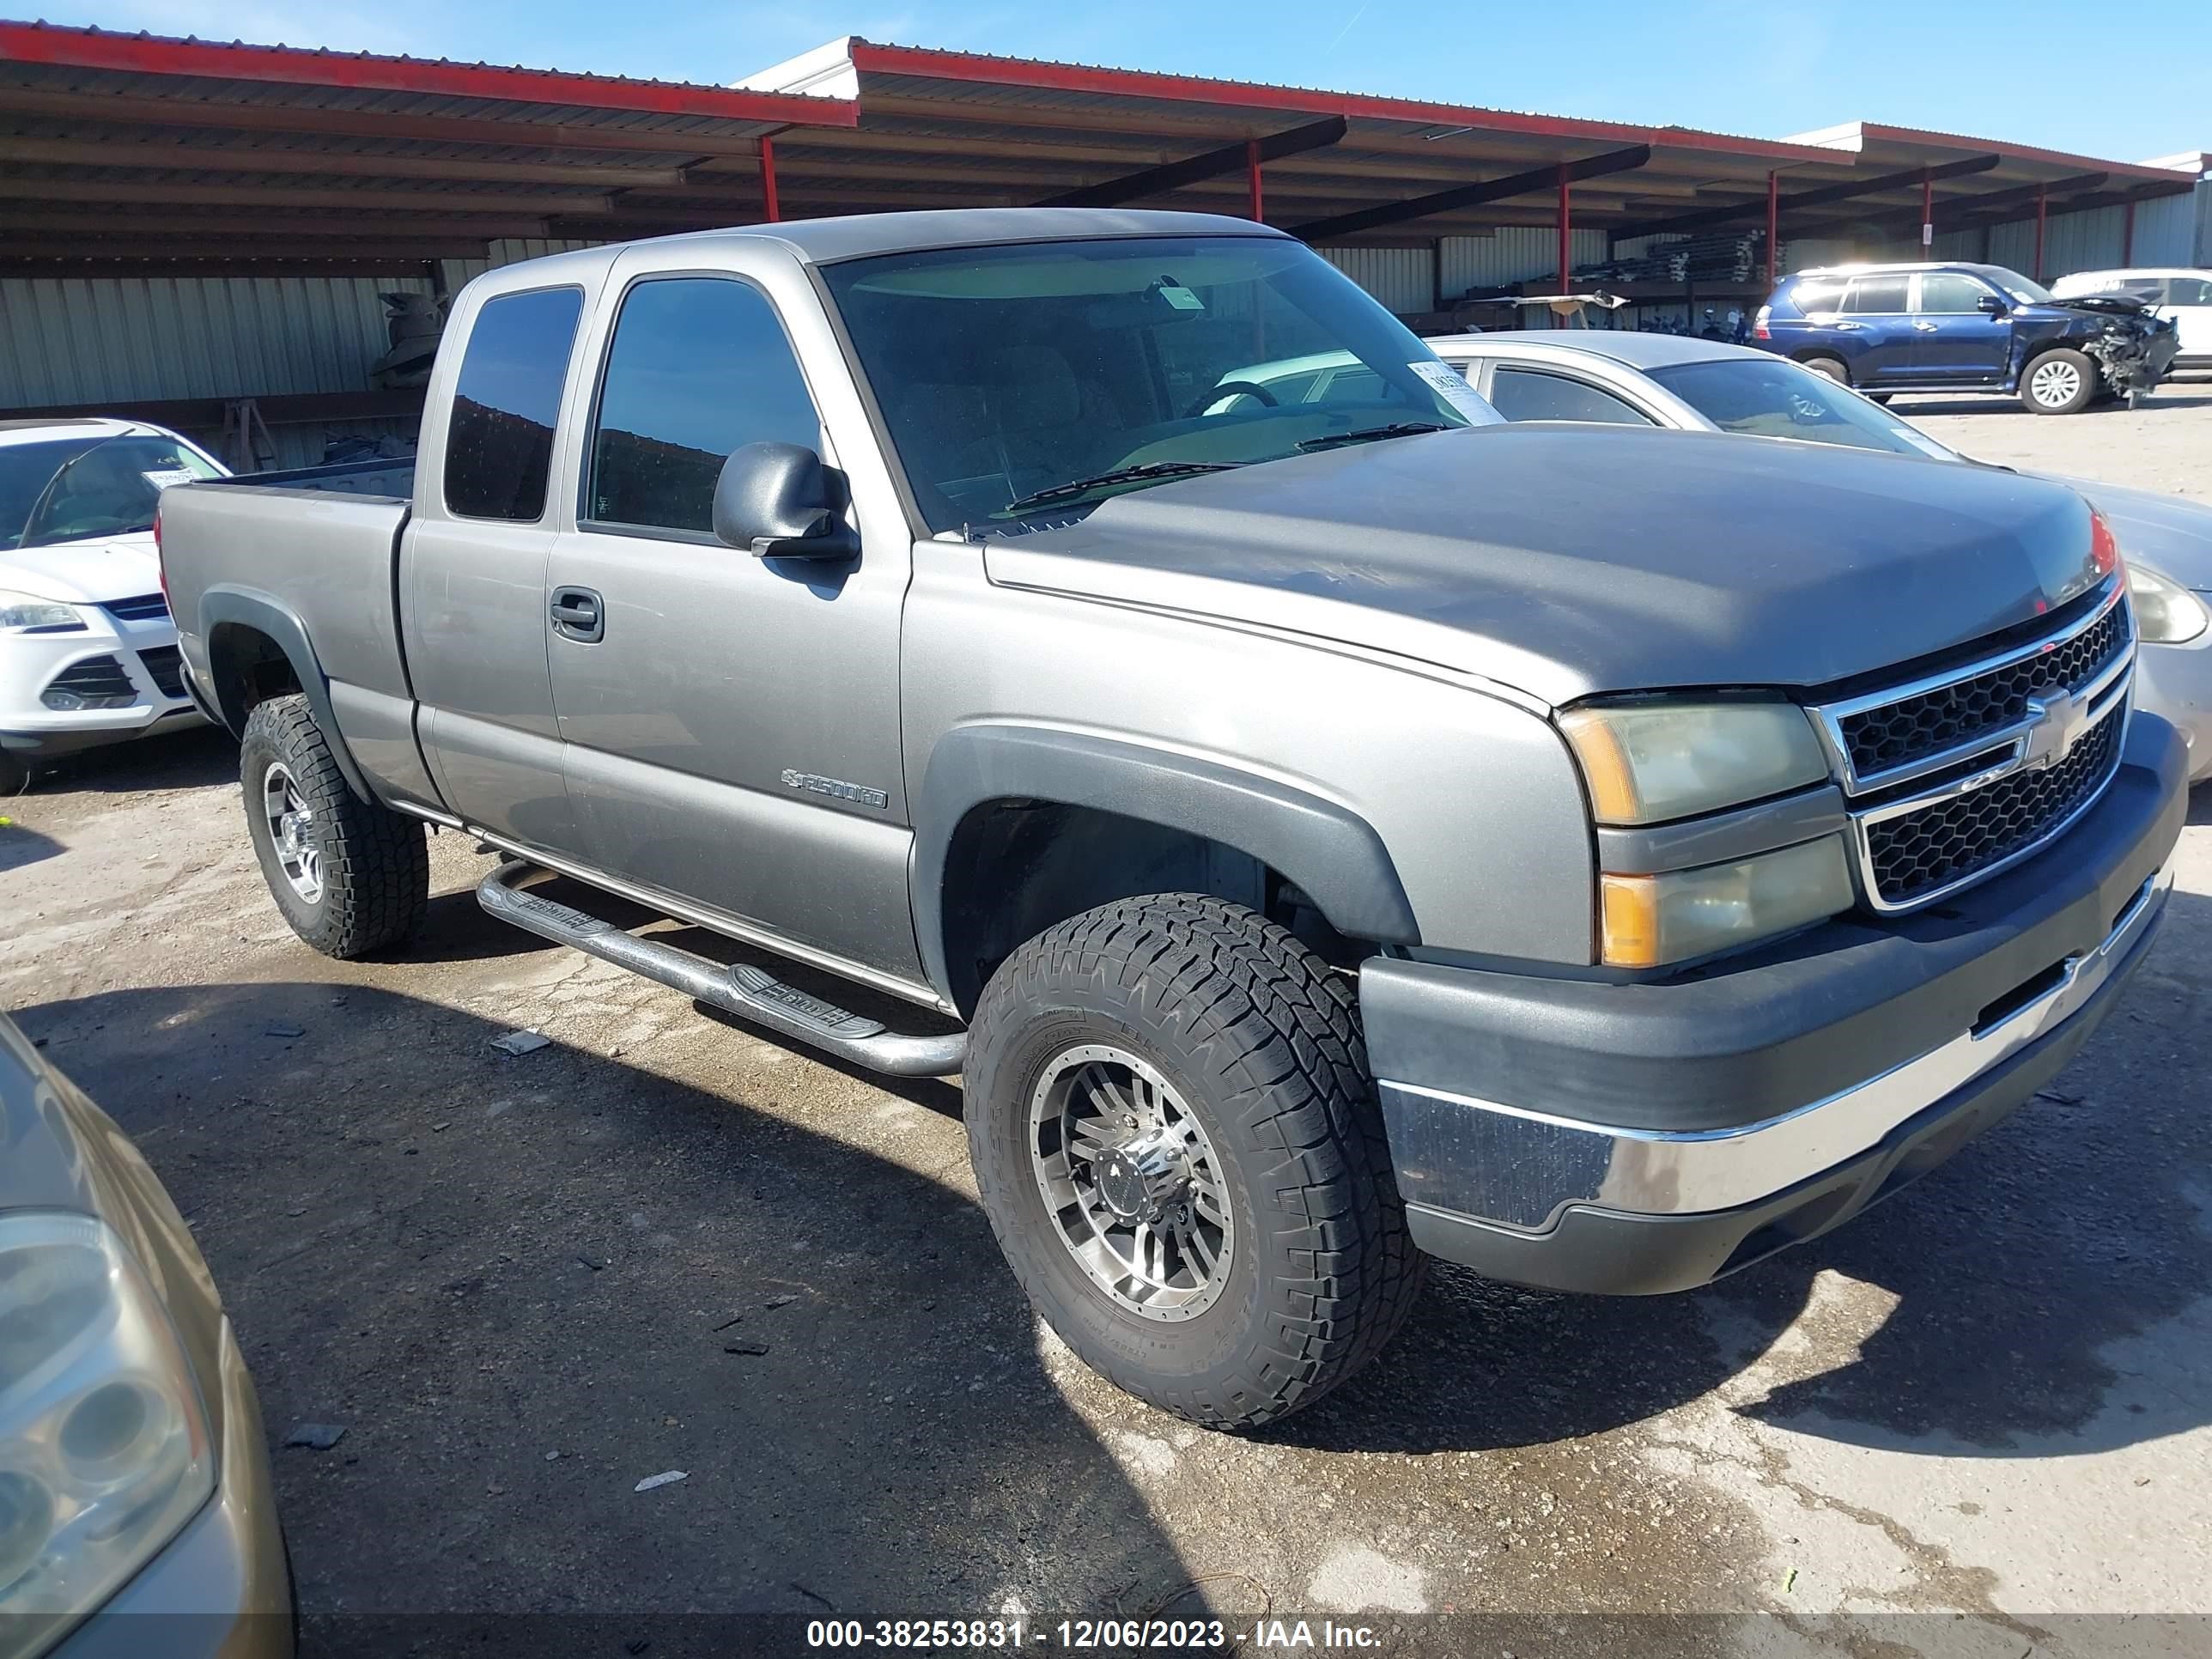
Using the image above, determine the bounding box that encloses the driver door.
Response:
[541,246,921,981]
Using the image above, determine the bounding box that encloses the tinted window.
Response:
[1917,273,1992,314]
[587,277,822,535]
[1841,276,1910,314]
[1787,280,1844,314]
[2,434,220,550]
[1486,368,1655,426]
[444,287,583,522]
[2172,278,2212,307]
[1646,358,1945,457]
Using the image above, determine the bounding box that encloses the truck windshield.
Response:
[1644,357,1957,460]
[1985,267,2054,306]
[0,434,222,551]
[820,235,1498,532]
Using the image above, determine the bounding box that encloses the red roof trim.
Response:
[0,21,857,126]
[1850,121,2185,185]
[845,40,1844,165]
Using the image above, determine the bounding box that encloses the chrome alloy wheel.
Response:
[2030,357,2083,409]
[1028,1043,1235,1322]
[261,761,323,904]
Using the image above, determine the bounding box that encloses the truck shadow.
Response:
[1279,881,2212,1462]
[9,981,1200,1641]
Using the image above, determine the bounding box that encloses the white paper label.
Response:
[141,469,198,490]
[1409,358,1502,422]
[1156,283,1206,312]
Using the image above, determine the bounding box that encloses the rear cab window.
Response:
[444,286,586,522]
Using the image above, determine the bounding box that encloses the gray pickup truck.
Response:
[159,209,2186,1430]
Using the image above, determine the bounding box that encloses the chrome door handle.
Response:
[1911,320,1939,331]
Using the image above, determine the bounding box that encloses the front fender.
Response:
[910,724,1419,1003]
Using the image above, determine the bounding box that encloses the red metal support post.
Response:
[759,131,781,222]
[1556,162,1571,307]
[2033,184,2047,282]
[1765,169,1779,284]
[2123,198,2136,264]
[1921,170,1934,252]
[1246,138,1264,222]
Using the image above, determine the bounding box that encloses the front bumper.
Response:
[1363,714,2188,1295]
[2,615,204,758]
[50,1316,294,1659]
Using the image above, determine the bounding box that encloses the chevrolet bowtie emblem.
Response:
[2021,684,2088,771]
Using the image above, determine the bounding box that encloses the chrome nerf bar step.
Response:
[477,860,967,1078]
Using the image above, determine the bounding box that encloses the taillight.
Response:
[2090,507,2123,582]
[1753,305,1771,341]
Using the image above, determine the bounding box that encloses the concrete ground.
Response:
[3,394,2209,1659]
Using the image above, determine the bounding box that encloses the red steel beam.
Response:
[1922,171,1935,252]
[760,132,781,222]
[2034,185,2047,281]
[1765,170,1778,283]
[0,20,856,125]
[1556,163,1571,297]
[1248,139,1264,221]
[2123,198,2136,263]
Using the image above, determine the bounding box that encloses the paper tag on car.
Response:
[141,469,198,490]
[1155,283,1206,312]
[1409,359,1500,422]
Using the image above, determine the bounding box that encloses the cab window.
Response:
[1840,275,1910,314]
[1915,273,1993,314]
[444,286,584,523]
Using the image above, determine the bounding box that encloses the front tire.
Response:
[240,694,427,957]
[2021,348,2096,414]
[965,894,1423,1430]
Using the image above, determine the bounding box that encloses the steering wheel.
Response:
[1186,380,1280,418]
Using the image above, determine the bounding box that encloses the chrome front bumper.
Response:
[1382,863,2170,1237]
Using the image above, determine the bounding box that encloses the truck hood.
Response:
[0,533,160,605]
[982,425,2104,707]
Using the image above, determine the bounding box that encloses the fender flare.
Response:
[911,724,1419,1002]
[198,585,374,802]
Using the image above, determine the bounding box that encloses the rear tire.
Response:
[2021,348,2096,415]
[964,894,1423,1430]
[1800,355,1850,386]
[240,694,427,958]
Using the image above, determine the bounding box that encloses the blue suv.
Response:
[1753,262,2178,414]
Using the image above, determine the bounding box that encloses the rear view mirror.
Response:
[1976,295,2008,317]
[712,442,859,561]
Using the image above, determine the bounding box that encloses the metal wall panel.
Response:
[1318,245,1434,314]
[2127,191,2197,267]
[1437,228,1607,297]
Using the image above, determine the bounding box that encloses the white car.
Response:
[2051,269,2212,370]
[1,418,226,793]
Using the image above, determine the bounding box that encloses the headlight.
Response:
[1559,699,1831,824]
[1600,835,1856,968]
[2128,563,2209,646]
[0,592,85,634]
[0,1213,214,1658]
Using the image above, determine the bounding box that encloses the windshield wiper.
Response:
[999,460,1243,516]
[1294,422,1451,453]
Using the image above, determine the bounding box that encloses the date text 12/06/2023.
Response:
[805,1619,1387,1650]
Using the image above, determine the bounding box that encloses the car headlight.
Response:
[2128,563,2209,646]
[0,592,86,634]
[0,1212,214,1658]
[1600,835,1856,968]
[1558,699,1832,824]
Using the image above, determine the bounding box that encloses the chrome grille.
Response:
[1814,579,2135,915]
[1837,600,2129,781]
[1863,703,2124,907]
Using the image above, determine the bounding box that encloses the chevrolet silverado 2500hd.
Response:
[158,210,2187,1430]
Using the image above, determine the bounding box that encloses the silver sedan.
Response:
[1426,331,2212,781]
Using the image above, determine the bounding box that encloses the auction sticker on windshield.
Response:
[141,469,200,490]
[1408,359,1498,422]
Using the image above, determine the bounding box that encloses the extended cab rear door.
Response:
[540,240,924,985]
[404,280,590,855]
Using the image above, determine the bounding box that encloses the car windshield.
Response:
[820,235,1498,532]
[1645,357,1958,459]
[0,434,221,550]
[1984,266,2054,306]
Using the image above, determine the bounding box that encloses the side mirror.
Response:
[712,441,859,561]
[1975,295,2008,317]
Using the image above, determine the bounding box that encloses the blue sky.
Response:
[41,0,2209,163]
